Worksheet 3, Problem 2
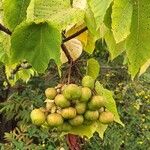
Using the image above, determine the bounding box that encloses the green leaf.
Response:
[126,0,150,78]
[95,81,124,126]
[112,0,133,43]
[11,21,61,73]
[86,58,100,79]
[105,29,125,60]
[0,33,10,63]
[84,32,98,54]
[3,0,31,30]
[27,0,85,30]
[86,0,113,31]
[63,121,108,139]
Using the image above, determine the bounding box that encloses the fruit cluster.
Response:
[30,76,114,131]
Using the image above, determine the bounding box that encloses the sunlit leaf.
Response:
[87,58,100,79]
[95,81,124,126]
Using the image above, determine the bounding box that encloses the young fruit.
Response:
[58,122,72,131]
[61,107,76,119]
[69,115,84,126]
[54,94,70,108]
[45,88,57,99]
[80,87,92,102]
[30,109,46,126]
[88,95,105,110]
[45,100,55,110]
[99,111,114,124]
[75,102,86,114]
[63,84,81,100]
[47,113,64,126]
[84,110,99,121]
[82,76,95,89]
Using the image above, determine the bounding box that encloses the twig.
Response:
[63,26,88,43]
[11,62,32,75]
[0,23,12,35]
[67,60,73,84]
[61,43,73,63]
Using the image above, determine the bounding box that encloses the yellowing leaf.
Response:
[73,0,87,10]
[66,23,88,47]
[61,39,83,63]
[139,59,150,76]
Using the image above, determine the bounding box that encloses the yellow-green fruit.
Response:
[46,101,55,110]
[61,107,76,119]
[69,115,84,126]
[80,87,92,102]
[82,76,95,89]
[84,110,99,121]
[63,84,81,100]
[99,111,114,124]
[58,122,72,131]
[54,94,70,108]
[30,109,46,126]
[45,88,57,99]
[75,102,86,114]
[88,95,105,110]
[47,113,64,126]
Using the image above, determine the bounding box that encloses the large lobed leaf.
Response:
[3,0,31,30]
[27,0,85,30]
[112,0,133,43]
[126,0,150,78]
[11,21,61,73]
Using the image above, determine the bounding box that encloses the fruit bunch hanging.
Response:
[30,76,114,131]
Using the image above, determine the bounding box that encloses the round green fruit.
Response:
[75,102,86,114]
[47,113,64,126]
[54,94,70,108]
[88,95,105,110]
[69,115,84,126]
[45,88,57,99]
[99,111,114,124]
[58,122,72,131]
[84,110,99,121]
[80,87,92,102]
[30,109,46,126]
[61,107,76,119]
[63,84,81,100]
[82,76,95,89]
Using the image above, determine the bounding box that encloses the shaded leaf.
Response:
[11,21,61,73]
